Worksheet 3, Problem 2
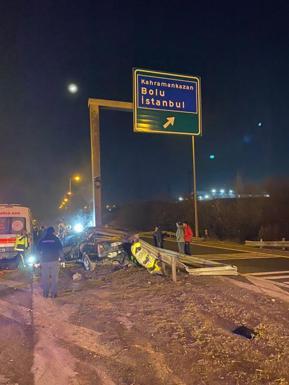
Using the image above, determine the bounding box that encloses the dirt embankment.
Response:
[1,266,289,385]
[0,271,34,385]
[54,266,289,385]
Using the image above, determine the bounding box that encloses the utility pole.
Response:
[192,136,199,237]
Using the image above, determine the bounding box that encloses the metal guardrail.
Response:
[140,240,238,282]
[245,239,289,249]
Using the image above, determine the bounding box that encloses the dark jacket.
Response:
[153,228,163,248]
[38,234,63,263]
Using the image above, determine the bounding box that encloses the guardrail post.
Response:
[171,256,177,282]
[162,261,167,275]
[260,238,263,249]
[159,253,167,275]
[282,237,286,250]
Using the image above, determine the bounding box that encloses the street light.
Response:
[58,174,82,210]
[68,174,81,194]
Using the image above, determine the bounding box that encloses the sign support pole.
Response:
[192,136,199,237]
[88,99,133,226]
[88,96,200,234]
[89,103,101,227]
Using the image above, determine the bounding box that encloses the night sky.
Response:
[1,0,289,220]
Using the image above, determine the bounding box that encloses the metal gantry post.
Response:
[88,98,199,232]
[88,102,101,226]
[88,99,133,227]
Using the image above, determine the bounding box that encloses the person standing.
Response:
[183,222,193,255]
[153,226,164,248]
[37,225,46,242]
[14,230,29,267]
[38,227,63,298]
[176,222,185,254]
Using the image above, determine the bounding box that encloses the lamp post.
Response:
[68,175,81,194]
[58,175,81,210]
[192,137,199,238]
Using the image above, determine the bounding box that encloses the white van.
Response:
[0,205,33,261]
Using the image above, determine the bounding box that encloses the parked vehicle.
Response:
[63,227,131,271]
[0,204,33,267]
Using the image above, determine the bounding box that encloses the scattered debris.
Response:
[72,272,82,281]
[232,325,257,339]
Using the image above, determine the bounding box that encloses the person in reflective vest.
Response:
[14,230,29,266]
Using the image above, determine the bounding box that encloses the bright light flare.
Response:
[27,255,36,265]
[68,83,78,94]
[73,223,84,233]
[73,175,81,182]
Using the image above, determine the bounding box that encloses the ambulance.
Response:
[0,205,33,261]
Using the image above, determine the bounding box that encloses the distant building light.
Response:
[229,189,234,194]
[211,189,216,194]
[258,122,262,127]
[178,196,184,202]
[204,194,210,199]
[220,189,225,194]
[264,194,270,198]
[209,154,215,160]
[198,196,203,200]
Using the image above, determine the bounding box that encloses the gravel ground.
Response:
[0,265,289,384]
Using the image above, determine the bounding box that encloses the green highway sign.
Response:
[133,68,202,136]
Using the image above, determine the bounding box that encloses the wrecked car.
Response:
[63,227,132,271]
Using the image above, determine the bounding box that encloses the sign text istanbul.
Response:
[133,69,202,136]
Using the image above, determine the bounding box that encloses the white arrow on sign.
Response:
[163,117,175,129]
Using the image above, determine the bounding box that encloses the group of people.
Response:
[176,222,193,255]
[153,222,194,255]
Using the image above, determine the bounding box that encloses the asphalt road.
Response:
[141,236,289,275]
[141,236,244,255]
